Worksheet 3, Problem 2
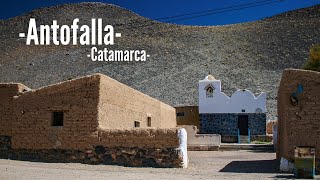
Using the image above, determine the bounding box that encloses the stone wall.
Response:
[0,128,188,168]
[175,106,200,128]
[277,69,320,172]
[199,113,266,135]
[220,135,272,143]
[0,147,183,167]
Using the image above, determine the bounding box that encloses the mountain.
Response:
[0,2,319,119]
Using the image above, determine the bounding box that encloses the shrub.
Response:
[303,44,320,72]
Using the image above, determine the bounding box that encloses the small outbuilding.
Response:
[175,106,199,128]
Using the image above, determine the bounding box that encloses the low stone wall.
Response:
[0,128,188,168]
[179,125,220,150]
[221,136,238,143]
[221,135,272,143]
[0,146,182,167]
[251,135,273,142]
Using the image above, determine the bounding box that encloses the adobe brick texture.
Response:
[0,74,183,167]
[175,106,200,128]
[0,74,177,150]
[277,69,320,172]
[98,75,176,129]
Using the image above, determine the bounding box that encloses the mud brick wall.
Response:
[0,83,29,136]
[266,120,277,134]
[277,69,320,171]
[97,128,180,148]
[160,103,177,128]
[2,74,176,150]
[93,128,187,167]
[0,74,184,168]
[98,75,176,129]
[175,106,200,128]
[11,75,101,150]
[0,128,188,168]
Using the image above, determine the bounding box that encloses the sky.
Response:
[0,0,319,25]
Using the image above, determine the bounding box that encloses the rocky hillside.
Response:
[0,2,319,119]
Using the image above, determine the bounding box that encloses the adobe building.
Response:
[198,75,267,143]
[277,69,320,172]
[0,74,188,168]
[267,120,278,135]
[175,106,200,128]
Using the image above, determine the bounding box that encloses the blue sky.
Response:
[1,0,319,25]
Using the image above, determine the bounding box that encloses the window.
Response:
[204,84,215,98]
[177,112,185,116]
[147,117,151,127]
[134,121,140,128]
[52,112,64,126]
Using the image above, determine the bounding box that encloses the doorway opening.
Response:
[238,115,248,135]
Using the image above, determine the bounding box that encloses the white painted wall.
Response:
[179,125,221,146]
[178,128,188,168]
[199,75,266,114]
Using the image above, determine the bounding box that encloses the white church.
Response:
[198,75,267,141]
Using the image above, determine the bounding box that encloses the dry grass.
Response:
[303,44,320,72]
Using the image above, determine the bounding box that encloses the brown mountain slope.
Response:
[0,2,319,119]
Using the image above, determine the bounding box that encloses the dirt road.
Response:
[0,150,300,179]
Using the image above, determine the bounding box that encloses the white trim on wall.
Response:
[199,76,266,114]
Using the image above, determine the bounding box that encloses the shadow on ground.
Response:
[273,175,295,179]
[219,159,279,173]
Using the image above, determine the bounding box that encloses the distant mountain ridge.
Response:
[0,3,319,119]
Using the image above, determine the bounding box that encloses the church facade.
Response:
[198,75,267,142]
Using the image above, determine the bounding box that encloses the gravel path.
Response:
[0,150,303,180]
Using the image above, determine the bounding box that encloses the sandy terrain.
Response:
[0,150,304,180]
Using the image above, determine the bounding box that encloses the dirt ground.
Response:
[0,150,310,179]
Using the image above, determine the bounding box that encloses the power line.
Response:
[2,0,284,38]
[155,0,280,21]
[120,0,283,29]
[164,0,283,23]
